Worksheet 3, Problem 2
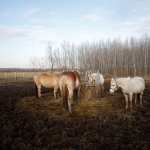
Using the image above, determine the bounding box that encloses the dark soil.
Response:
[0,77,150,150]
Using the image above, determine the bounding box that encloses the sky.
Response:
[0,0,150,68]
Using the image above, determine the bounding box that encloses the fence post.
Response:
[30,71,31,79]
[96,70,101,100]
[23,72,24,78]
[15,70,17,79]
[5,72,6,79]
[2,69,3,79]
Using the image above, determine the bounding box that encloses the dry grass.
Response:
[17,88,139,120]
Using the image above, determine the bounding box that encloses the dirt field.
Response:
[0,77,150,150]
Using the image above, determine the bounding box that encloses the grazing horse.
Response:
[34,72,61,99]
[88,73,105,92]
[109,77,145,109]
[59,71,81,112]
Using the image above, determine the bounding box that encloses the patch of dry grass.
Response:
[17,90,133,120]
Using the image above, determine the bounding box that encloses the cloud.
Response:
[50,12,56,15]
[29,18,46,22]
[123,15,150,33]
[123,22,137,26]
[23,8,40,17]
[83,14,103,21]
[32,26,43,30]
[134,0,150,12]
[0,25,62,44]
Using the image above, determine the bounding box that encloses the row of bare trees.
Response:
[29,34,150,77]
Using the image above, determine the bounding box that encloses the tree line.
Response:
[29,34,150,77]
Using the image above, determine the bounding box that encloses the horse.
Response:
[109,77,145,109]
[88,73,105,92]
[34,72,61,99]
[59,71,81,112]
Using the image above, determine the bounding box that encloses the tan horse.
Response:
[59,71,81,112]
[34,72,60,99]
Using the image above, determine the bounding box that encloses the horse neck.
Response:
[116,78,126,89]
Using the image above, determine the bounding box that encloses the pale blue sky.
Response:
[0,0,150,68]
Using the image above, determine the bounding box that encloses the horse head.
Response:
[88,75,93,84]
[109,78,118,93]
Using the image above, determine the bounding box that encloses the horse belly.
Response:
[41,79,56,88]
[133,84,144,94]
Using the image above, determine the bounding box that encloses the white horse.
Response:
[109,77,145,109]
[88,73,105,92]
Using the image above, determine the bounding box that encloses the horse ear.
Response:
[111,78,114,81]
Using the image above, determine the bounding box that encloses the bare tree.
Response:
[45,43,54,73]
[53,47,61,71]
[29,34,150,77]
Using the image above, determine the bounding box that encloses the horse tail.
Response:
[60,77,68,111]
[140,77,145,86]
[34,81,38,98]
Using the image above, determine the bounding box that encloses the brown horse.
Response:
[59,71,81,112]
[34,72,60,99]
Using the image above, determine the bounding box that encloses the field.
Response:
[0,72,37,79]
[0,77,150,150]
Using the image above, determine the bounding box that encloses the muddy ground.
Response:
[0,77,150,150]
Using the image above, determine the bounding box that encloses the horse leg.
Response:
[135,94,137,103]
[68,90,73,113]
[101,84,104,92]
[140,91,143,106]
[77,86,81,103]
[54,87,58,99]
[56,89,59,99]
[124,93,128,109]
[129,93,133,108]
[38,85,42,99]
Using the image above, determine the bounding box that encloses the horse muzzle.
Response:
[109,89,114,93]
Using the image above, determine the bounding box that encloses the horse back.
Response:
[133,77,145,88]
[130,77,145,93]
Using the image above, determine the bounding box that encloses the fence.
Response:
[0,71,37,79]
